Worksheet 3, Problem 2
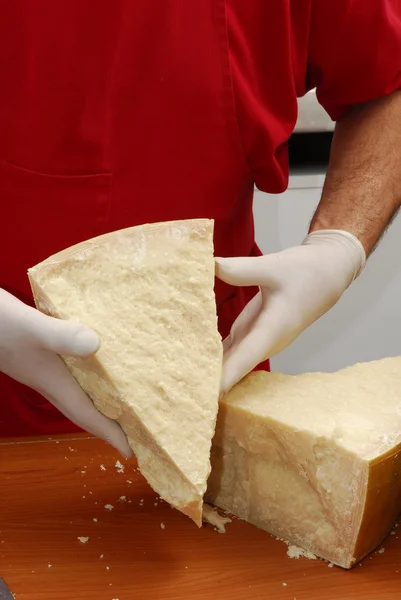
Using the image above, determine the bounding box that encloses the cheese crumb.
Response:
[378,548,385,554]
[328,563,334,568]
[115,460,125,473]
[119,496,126,502]
[48,564,52,568]
[282,582,287,586]
[93,518,98,523]
[160,523,165,530]
[126,480,133,484]
[100,465,106,471]
[105,504,114,511]
[287,545,317,561]
[202,504,232,533]
[77,537,89,544]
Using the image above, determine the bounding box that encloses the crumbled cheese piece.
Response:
[160,523,165,529]
[119,496,126,502]
[100,465,106,471]
[287,545,317,561]
[48,564,52,568]
[105,504,114,511]
[81,470,86,474]
[77,537,89,544]
[282,582,287,586]
[100,554,104,559]
[202,504,232,533]
[93,518,98,523]
[115,460,125,473]
[126,480,133,484]
[328,563,334,568]
[378,548,385,554]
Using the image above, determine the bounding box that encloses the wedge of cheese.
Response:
[206,358,401,568]
[28,219,222,526]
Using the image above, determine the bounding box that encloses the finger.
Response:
[220,298,298,395]
[26,310,100,357]
[222,292,262,357]
[215,256,281,288]
[33,352,133,458]
[5,289,100,356]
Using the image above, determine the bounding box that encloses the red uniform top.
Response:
[1,1,400,436]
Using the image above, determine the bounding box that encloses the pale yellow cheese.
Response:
[28,219,222,526]
[206,358,401,568]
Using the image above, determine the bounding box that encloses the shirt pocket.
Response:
[0,160,112,304]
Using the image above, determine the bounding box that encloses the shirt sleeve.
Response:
[307,0,401,121]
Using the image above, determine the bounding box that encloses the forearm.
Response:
[309,91,401,256]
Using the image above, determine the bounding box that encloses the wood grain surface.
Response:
[1,434,401,600]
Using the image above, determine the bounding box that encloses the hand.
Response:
[0,289,132,457]
[216,230,366,395]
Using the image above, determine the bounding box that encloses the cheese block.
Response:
[206,358,401,568]
[28,219,222,526]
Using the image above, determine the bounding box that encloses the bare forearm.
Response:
[309,91,401,256]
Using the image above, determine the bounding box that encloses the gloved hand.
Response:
[216,229,366,395]
[0,288,132,457]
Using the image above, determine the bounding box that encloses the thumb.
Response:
[215,255,281,288]
[28,310,100,357]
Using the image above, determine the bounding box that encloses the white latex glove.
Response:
[0,289,132,457]
[216,230,366,395]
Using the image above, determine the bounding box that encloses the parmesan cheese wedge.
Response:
[28,219,222,526]
[206,358,401,568]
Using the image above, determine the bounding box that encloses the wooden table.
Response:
[1,435,401,600]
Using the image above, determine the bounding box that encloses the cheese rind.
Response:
[28,219,222,526]
[206,358,401,568]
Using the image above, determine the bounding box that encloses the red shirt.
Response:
[1,0,400,436]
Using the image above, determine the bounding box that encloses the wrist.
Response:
[302,229,366,282]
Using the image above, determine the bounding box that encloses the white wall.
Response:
[253,173,401,374]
